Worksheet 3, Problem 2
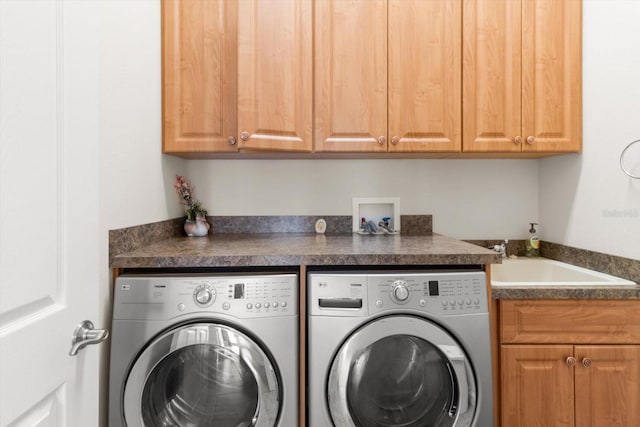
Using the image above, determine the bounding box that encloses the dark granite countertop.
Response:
[109,216,639,300]
[110,232,502,268]
[491,285,640,300]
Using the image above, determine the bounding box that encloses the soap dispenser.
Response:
[526,223,540,257]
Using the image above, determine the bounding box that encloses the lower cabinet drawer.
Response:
[500,299,640,344]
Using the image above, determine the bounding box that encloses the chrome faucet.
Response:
[489,239,509,259]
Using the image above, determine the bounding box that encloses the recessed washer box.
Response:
[352,197,400,232]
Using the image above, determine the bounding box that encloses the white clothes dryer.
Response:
[109,272,298,427]
[307,269,493,427]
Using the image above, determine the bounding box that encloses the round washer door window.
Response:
[123,323,280,427]
[328,316,477,427]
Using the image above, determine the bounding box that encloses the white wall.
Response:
[189,159,539,239]
[98,0,185,280]
[539,0,640,261]
[97,1,184,424]
[98,0,184,232]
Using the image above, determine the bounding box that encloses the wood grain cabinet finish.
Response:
[314,0,388,152]
[463,0,582,153]
[500,300,640,344]
[162,0,238,154]
[162,0,312,154]
[574,346,640,427]
[238,0,312,152]
[315,0,461,153]
[388,0,461,152]
[162,0,582,157]
[500,300,640,427]
[501,345,575,427]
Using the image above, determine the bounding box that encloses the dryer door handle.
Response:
[69,320,109,356]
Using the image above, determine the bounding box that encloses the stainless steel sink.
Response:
[491,258,636,287]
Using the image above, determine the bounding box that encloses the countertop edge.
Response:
[492,286,640,300]
[111,253,500,269]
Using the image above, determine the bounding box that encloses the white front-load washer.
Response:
[109,272,298,427]
[307,269,493,427]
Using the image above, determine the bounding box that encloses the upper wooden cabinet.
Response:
[162,0,312,154]
[162,0,582,157]
[237,0,312,152]
[162,0,238,154]
[463,0,582,153]
[314,0,388,153]
[314,0,461,153]
[388,0,461,152]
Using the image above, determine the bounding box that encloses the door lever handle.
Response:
[69,320,109,356]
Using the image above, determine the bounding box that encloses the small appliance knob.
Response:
[392,280,410,302]
[196,288,212,304]
[194,284,215,306]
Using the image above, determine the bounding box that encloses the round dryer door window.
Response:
[328,316,477,427]
[123,323,281,427]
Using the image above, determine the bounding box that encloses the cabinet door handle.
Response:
[228,136,237,146]
[514,136,523,145]
[526,135,535,145]
[566,356,576,367]
[377,136,386,145]
[582,358,592,368]
[391,136,400,145]
[240,131,250,141]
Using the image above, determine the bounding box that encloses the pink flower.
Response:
[174,175,207,220]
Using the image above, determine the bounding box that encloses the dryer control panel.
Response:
[309,270,488,317]
[114,273,297,320]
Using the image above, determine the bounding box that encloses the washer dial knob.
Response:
[194,284,216,307]
[392,280,410,302]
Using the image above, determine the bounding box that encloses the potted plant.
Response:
[174,175,210,237]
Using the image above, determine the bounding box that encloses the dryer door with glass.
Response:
[328,315,477,427]
[122,322,280,427]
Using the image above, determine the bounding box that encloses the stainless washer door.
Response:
[328,316,476,427]
[123,323,280,427]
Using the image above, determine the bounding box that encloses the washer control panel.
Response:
[369,272,487,315]
[309,270,487,317]
[114,273,297,320]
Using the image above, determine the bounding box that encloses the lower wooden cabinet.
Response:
[501,345,575,426]
[499,300,640,427]
[502,344,640,427]
[574,346,640,427]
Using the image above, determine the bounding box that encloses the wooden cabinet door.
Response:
[315,0,387,152]
[237,0,312,152]
[522,0,581,153]
[462,0,521,152]
[464,0,581,154]
[501,345,575,427]
[162,0,238,153]
[575,346,640,427]
[388,0,461,152]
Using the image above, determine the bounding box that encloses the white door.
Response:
[0,1,102,426]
